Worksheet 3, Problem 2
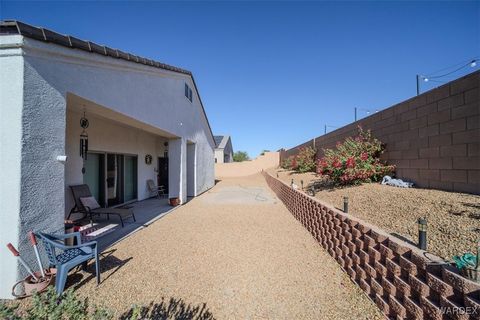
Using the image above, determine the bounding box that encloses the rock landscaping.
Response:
[10,174,380,319]
[270,168,480,262]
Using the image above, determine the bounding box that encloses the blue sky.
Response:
[1,1,478,157]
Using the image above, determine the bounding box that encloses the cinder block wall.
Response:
[281,71,479,194]
[263,172,480,320]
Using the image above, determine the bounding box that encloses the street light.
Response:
[354,107,379,121]
[416,75,429,96]
[324,124,338,134]
[417,58,478,95]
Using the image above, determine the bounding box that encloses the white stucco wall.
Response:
[19,37,215,194]
[0,35,215,298]
[0,40,24,299]
[215,149,225,163]
[187,143,196,197]
[65,110,165,217]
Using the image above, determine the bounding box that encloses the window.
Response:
[185,83,193,102]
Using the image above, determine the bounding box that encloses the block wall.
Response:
[263,172,480,319]
[281,71,479,194]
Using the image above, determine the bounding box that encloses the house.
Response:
[0,21,215,298]
[214,135,234,163]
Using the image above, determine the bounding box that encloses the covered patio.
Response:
[0,21,216,299]
[70,197,175,252]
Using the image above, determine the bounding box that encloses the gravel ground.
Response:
[51,173,383,319]
[269,168,480,261]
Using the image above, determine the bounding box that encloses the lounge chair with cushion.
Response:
[68,184,136,227]
[147,179,166,199]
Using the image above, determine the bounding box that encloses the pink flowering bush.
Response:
[281,147,316,173]
[295,146,317,173]
[317,127,395,185]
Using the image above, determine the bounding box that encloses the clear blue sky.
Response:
[1,1,478,157]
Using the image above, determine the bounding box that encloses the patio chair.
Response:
[147,179,166,199]
[68,184,136,227]
[37,232,100,294]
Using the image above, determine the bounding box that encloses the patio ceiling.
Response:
[67,93,179,139]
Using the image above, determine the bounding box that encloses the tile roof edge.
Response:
[0,19,216,147]
[0,20,192,75]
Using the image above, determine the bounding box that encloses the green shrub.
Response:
[317,126,395,185]
[295,147,317,173]
[0,287,112,320]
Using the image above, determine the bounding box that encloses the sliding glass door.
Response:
[84,152,137,207]
[84,153,105,206]
[124,155,137,202]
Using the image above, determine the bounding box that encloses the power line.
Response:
[424,57,479,77]
[416,57,478,95]
[426,60,477,79]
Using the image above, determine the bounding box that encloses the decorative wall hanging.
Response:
[80,111,89,174]
[163,142,168,158]
[145,154,153,165]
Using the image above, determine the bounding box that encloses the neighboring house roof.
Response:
[0,20,215,145]
[214,135,231,149]
[214,136,224,148]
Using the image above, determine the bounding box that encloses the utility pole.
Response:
[416,74,420,96]
[354,107,357,122]
[324,124,327,135]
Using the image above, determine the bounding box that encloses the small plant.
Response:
[295,147,317,173]
[0,287,112,320]
[317,126,395,185]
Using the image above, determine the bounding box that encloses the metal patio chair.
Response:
[37,232,100,294]
[147,179,166,199]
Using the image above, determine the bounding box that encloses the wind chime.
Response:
[80,111,89,174]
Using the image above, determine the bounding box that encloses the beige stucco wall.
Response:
[215,152,280,178]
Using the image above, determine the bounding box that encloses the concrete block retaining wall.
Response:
[263,172,480,319]
[280,71,480,194]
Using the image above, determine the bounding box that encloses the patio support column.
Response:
[168,137,187,204]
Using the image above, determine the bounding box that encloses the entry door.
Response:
[157,157,169,193]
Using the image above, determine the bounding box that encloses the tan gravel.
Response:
[270,168,480,261]
[65,173,382,319]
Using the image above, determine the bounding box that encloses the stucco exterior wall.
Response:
[65,110,166,218]
[215,152,280,178]
[0,38,24,299]
[215,149,225,163]
[223,139,234,163]
[187,143,196,197]
[0,35,215,298]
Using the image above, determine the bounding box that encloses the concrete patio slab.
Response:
[79,198,175,251]
[200,185,277,205]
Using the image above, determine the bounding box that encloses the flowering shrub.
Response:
[295,147,317,173]
[317,127,395,185]
[280,147,316,173]
[281,156,292,169]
